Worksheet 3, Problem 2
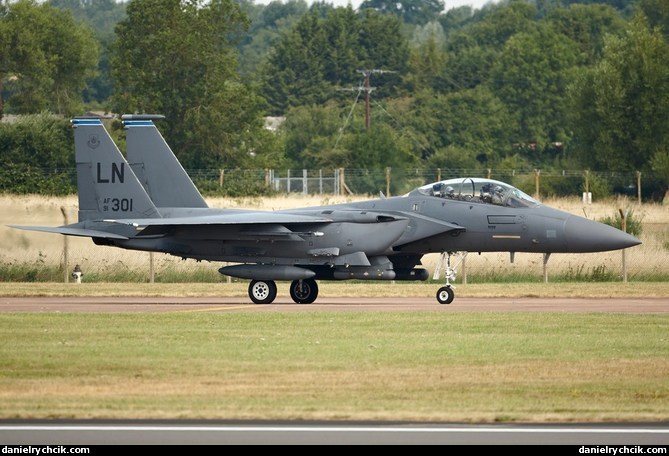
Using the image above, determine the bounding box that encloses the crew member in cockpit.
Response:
[492,185,505,205]
[480,183,493,203]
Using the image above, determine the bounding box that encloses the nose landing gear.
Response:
[434,252,468,305]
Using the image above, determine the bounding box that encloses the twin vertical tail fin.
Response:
[123,114,208,209]
[73,118,161,222]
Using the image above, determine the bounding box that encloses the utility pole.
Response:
[362,70,372,130]
[339,69,395,131]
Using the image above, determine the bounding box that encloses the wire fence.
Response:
[14,167,664,201]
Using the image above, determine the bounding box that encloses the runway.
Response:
[1,421,669,445]
[0,296,668,313]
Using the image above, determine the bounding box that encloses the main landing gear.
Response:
[433,252,468,304]
[248,279,319,305]
[248,280,277,304]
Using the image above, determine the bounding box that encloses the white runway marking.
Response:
[2,425,668,434]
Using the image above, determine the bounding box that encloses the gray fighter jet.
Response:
[10,116,641,304]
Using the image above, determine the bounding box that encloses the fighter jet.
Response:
[10,116,641,305]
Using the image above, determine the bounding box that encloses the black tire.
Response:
[436,286,454,305]
[248,280,277,304]
[290,279,318,304]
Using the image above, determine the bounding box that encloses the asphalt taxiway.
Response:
[1,421,668,445]
[0,296,667,313]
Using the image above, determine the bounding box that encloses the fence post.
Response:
[461,254,467,284]
[339,168,352,195]
[636,171,641,204]
[619,208,628,283]
[149,252,155,284]
[265,168,270,188]
[385,167,391,196]
[219,169,224,188]
[61,207,69,283]
[534,169,541,200]
[303,169,308,196]
[287,169,291,193]
[334,169,340,195]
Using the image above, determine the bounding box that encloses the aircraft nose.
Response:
[564,215,642,253]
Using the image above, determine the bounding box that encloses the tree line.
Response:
[0,0,668,199]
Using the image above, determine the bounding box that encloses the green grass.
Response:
[0,311,667,422]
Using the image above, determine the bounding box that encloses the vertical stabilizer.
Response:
[73,118,161,221]
[123,114,208,208]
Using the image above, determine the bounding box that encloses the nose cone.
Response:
[564,216,642,253]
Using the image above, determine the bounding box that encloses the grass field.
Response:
[1,311,667,422]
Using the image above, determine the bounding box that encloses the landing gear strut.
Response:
[290,279,319,304]
[248,279,277,304]
[433,252,468,304]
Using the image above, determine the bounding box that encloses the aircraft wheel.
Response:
[290,279,318,304]
[248,280,277,304]
[436,286,454,305]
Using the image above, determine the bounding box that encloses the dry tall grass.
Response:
[0,193,666,282]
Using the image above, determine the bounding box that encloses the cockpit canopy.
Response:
[413,178,540,208]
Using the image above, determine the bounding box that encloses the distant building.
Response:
[264,116,285,132]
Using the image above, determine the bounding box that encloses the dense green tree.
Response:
[111,0,271,169]
[236,0,308,77]
[322,5,359,86]
[262,6,409,114]
[0,113,75,194]
[0,3,9,117]
[405,22,449,92]
[359,0,445,25]
[280,103,346,168]
[261,8,330,114]
[49,0,127,36]
[444,2,537,90]
[357,8,409,93]
[546,3,626,64]
[438,6,475,36]
[407,87,512,165]
[0,0,99,116]
[568,15,669,184]
[49,0,127,105]
[454,1,538,49]
[638,0,669,39]
[488,24,582,156]
[536,0,634,17]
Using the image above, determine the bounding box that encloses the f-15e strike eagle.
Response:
[11,116,641,304]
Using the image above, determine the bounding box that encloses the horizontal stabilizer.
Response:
[105,212,333,237]
[8,225,129,240]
